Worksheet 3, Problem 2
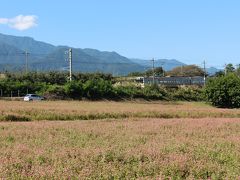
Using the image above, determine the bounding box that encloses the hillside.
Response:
[30,47,145,75]
[0,33,220,75]
[0,33,145,75]
[131,58,221,75]
[131,58,186,71]
[0,33,56,54]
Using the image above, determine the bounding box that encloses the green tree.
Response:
[146,67,164,77]
[214,71,225,77]
[235,64,240,77]
[83,79,114,99]
[127,72,144,77]
[225,63,235,74]
[43,85,66,99]
[204,73,240,108]
[64,81,83,99]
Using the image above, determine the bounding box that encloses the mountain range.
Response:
[0,33,220,75]
[131,58,186,71]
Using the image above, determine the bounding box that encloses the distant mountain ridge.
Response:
[0,33,56,54]
[131,58,186,71]
[0,33,220,75]
[0,33,145,75]
[131,58,221,75]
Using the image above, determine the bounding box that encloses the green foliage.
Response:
[143,84,167,99]
[0,79,46,97]
[64,81,83,99]
[225,63,235,74]
[235,66,240,77]
[83,78,115,99]
[204,73,240,108]
[5,72,113,85]
[114,84,167,100]
[128,67,165,77]
[0,72,205,101]
[3,115,31,122]
[5,72,68,85]
[127,72,144,77]
[73,72,113,83]
[214,71,225,77]
[114,85,142,99]
[169,87,204,101]
[146,67,164,77]
[43,85,66,100]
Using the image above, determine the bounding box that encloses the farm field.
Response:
[1,100,240,121]
[0,101,240,179]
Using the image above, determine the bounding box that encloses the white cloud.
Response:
[0,18,8,24]
[0,15,38,31]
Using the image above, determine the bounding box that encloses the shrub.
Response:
[83,79,114,99]
[3,115,31,122]
[204,73,240,108]
[114,84,167,100]
[43,85,66,100]
[64,81,83,99]
[143,84,166,100]
[114,85,142,99]
[169,86,204,101]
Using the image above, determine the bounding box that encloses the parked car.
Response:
[23,94,44,101]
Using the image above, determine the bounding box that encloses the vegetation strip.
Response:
[1,118,240,179]
[1,110,240,121]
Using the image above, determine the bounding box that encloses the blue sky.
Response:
[0,0,240,68]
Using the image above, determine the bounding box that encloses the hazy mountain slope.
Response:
[82,48,131,63]
[0,33,56,54]
[0,33,221,75]
[131,59,186,71]
[0,42,25,63]
[31,47,145,75]
[206,67,221,76]
[0,33,145,75]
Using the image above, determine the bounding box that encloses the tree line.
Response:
[1,65,240,109]
[128,65,205,77]
[0,71,203,101]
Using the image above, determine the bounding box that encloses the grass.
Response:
[0,118,240,179]
[1,100,240,121]
[1,100,240,179]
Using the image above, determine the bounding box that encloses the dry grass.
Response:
[0,118,240,179]
[1,100,240,121]
[1,100,240,179]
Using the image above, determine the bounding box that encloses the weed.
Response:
[3,114,31,122]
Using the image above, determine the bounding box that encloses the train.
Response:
[135,76,205,87]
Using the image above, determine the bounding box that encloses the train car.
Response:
[136,76,205,87]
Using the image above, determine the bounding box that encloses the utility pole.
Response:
[23,50,30,74]
[161,62,165,77]
[224,64,227,76]
[151,58,155,84]
[203,60,206,86]
[69,48,72,81]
